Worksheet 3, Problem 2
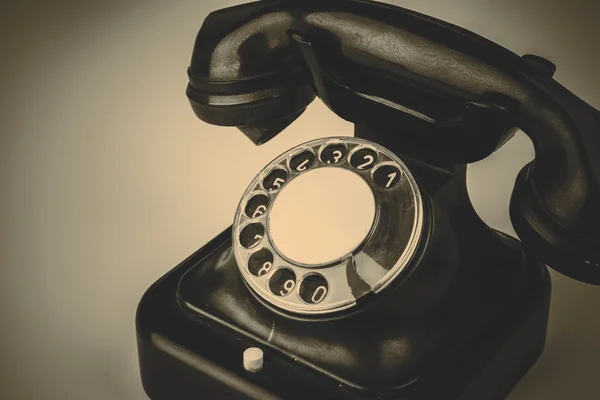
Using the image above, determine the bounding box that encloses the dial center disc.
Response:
[268,167,376,266]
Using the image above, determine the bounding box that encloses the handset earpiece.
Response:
[186,1,315,144]
[188,0,600,283]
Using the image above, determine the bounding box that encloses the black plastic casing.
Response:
[133,0,600,397]
[137,152,551,399]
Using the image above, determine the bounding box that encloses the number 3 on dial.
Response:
[331,150,343,164]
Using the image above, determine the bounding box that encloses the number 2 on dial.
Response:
[357,155,374,170]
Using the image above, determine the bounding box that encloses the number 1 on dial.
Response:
[386,172,397,188]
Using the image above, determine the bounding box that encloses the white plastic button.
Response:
[243,347,264,372]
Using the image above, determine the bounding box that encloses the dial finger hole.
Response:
[239,223,265,249]
[373,164,402,189]
[248,248,274,277]
[320,143,348,165]
[269,268,296,297]
[289,150,316,173]
[350,147,378,170]
[262,168,288,191]
[245,194,270,218]
[299,274,329,304]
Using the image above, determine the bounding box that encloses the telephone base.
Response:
[136,228,551,400]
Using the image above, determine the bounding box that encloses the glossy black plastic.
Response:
[186,0,600,284]
[137,160,551,399]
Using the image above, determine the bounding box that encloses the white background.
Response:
[1,0,599,399]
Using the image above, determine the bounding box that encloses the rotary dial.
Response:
[232,137,424,315]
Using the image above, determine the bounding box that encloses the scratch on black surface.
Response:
[268,321,276,342]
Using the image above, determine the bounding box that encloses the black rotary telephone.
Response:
[136,1,600,399]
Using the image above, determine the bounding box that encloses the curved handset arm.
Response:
[187,0,600,284]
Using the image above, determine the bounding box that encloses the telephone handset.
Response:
[136,0,599,399]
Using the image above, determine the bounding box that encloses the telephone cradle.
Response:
[136,1,600,399]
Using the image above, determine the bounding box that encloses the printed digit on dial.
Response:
[245,194,270,218]
[299,274,329,304]
[239,223,265,249]
[248,248,274,277]
[269,268,297,297]
[373,164,402,189]
[350,148,378,170]
[289,150,316,172]
[263,169,288,191]
[320,143,348,165]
